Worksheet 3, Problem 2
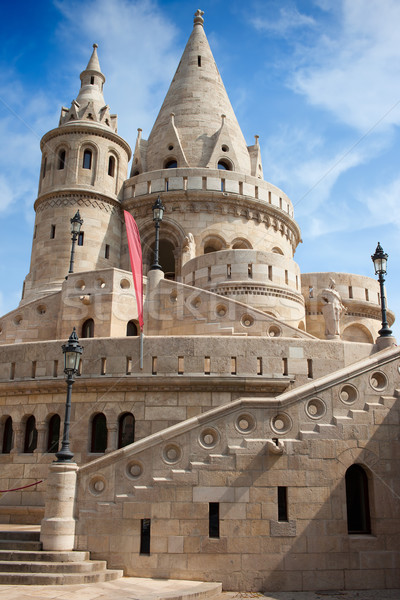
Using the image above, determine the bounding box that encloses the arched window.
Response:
[217,160,232,171]
[345,464,371,534]
[42,156,47,179]
[83,149,92,170]
[126,320,138,336]
[2,417,13,454]
[164,159,177,169]
[82,318,94,338]
[91,413,107,453]
[108,156,115,177]
[118,413,135,448]
[24,416,38,453]
[57,150,66,170]
[47,414,60,453]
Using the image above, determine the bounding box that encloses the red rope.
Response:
[0,480,43,493]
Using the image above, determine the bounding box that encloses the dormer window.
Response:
[83,149,92,169]
[218,160,232,171]
[164,160,177,169]
[57,150,66,170]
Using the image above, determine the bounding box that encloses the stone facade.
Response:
[0,9,398,594]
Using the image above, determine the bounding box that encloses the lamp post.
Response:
[371,242,392,337]
[68,210,83,274]
[150,196,165,270]
[55,328,83,463]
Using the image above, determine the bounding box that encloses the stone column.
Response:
[106,422,118,453]
[10,424,24,454]
[40,462,78,551]
[34,422,47,454]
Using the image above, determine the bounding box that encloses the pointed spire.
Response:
[59,44,117,132]
[144,10,252,173]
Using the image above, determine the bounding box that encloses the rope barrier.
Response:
[0,480,43,493]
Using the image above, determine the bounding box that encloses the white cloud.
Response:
[251,6,316,35]
[292,0,400,132]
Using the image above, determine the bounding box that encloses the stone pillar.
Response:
[10,424,24,454]
[106,422,118,453]
[35,422,47,454]
[40,462,78,551]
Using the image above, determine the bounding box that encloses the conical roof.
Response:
[145,10,252,174]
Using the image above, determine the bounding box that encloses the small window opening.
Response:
[91,413,107,453]
[296,275,298,290]
[204,357,211,375]
[33,225,37,239]
[31,361,37,379]
[108,156,115,177]
[47,415,60,453]
[164,160,177,169]
[178,356,184,375]
[255,185,258,198]
[83,149,92,169]
[268,191,271,203]
[346,464,371,534]
[285,270,289,285]
[197,55,201,67]
[2,417,13,454]
[257,357,263,375]
[202,176,207,190]
[221,178,225,192]
[101,357,106,375]
[278,487,288,521]
[127,321,138,336]
[126,357,132,375]
[53,360,58,377]
[140,518,151,554]
[90,76,94,84]
[42,157,47,179]
[268,265,273,281]
[365,288,369,301]
[82,318,94,338]
[282,358,288,376]
[218,160,231,171]
[208,266,211,281]
[309,286,314,298]
[152,357,157,375]
[231,357,237,375]
[78,232,84,246]
[227,264,231,279]
[307,359,313,379]
[57,150,66,170]
[24,416,38,453]
[50,225,56,239]
[10,363,15,380]
[279,197,283,209]
[118,413,135,448]
[105,244,110,259]
[248,264,253,278]
[209,502,219,538]
[349,286,353,299]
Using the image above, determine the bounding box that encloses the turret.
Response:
[22,45,131,304]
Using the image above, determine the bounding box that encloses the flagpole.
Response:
[140,330,144,370]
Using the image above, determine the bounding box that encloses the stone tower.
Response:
[22,44,131,304]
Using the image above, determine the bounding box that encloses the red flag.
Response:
[124,211,144,330]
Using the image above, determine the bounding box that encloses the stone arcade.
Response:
[0,9,399,593]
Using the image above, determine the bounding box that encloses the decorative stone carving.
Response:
[181,233,195,266]
[320,278,346,339]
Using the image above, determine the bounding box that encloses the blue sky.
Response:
[1,0,400,336]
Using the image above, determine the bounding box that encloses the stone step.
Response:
[0,559,108,573]
[0,530,40,541]
[0,540,42,551]
[0,569,123,585]
[0,549,90,562]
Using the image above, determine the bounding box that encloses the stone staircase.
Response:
[0,529,123,584]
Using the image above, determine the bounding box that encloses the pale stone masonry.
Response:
[0,8,399,593]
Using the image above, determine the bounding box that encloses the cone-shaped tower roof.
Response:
[59,44,117,132]
[144,10,252,174]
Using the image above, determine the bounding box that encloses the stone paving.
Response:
[0,580,398,600]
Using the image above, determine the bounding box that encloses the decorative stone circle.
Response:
[216,304,227,317]
[199,427,220,449]
[370,371,388,392]
[305,398,326,420]
[89,475,106,496]
[241,314,254,327]
[191,296,202,309]
[268,324,281,337]
[162,443,182,464]
[339,384,358,404]
[126,460,143,480]
[14,315,23,326]
[271,413,292,434]
[75,279,86,291]
[36,305,46,315]
[221,144,229,152]
[120,278,131,289]
[168,144,174,151]
[235,413,256,434]
[96,278,106,289]
[170,291,178,303]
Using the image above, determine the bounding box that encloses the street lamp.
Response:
[371,242,392,337]
[55,328,83,462]
[150,196,165,270]
[68,210,84,274]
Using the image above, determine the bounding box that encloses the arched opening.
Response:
[83,149,92,170]
[149,239,176,279]
[298,321,306,331]
[108,156,115,177]
[2,417,13,454]
[342,325,374,344]
[345,464,371,534]
[118,412,135,448]
[203,235,225,254]
[82,318,94,338]
[126,320,138,336]
[217,159,232,171]
[47,414,60,453]
[232,238,252,250]
[164,159,177,169]
[24,416,38,453]
[57,150,66,170]
[91,413,107,453]
[272,247,284,255]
